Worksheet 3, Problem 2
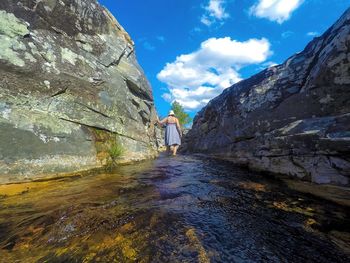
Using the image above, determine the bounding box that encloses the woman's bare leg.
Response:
[173,145,179,156]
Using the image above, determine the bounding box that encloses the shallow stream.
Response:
[0,155,349,262]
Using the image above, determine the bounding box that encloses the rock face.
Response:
[182,9,350,186]
[0,0,161,183]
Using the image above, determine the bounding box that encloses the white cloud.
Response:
[307,31,319,37]
[162,93,172,101]
[157,37,272,110]
[206,0,229,20]
[201,16,213,26]
[262,61,278,68]
[162,86,224,109]
[250,0,303,24]
[201,0,229,27]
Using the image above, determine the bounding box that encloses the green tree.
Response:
[171,101,192,127]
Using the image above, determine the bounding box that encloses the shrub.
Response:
[108,143,124,162]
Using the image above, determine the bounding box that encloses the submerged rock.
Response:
[182,8,350,186]
[0,0,161,183]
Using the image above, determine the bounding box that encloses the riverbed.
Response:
[0,154,349,262]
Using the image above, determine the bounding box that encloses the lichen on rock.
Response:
[0,10,29,37]
[0,0,161,183]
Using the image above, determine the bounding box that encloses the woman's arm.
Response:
[176,118,182,137]
[157,116,168,125]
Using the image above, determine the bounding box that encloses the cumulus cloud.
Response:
[161,86,224,109]
[201,0,229,27]
[250,0,303,24]
[157,37,272,110]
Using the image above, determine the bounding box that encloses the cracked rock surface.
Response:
[182,8,350,187]
[0,0,161,183]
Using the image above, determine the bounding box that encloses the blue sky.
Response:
[99,0,349,119]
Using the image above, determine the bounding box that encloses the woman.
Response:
[157,110,182,156]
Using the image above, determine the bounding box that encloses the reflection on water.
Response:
[0,155,349,262]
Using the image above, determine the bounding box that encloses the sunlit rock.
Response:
[0,0,161,183]
[182,8,350,186]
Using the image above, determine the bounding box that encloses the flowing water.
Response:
[0,154,349,263]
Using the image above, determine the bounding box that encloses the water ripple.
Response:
[0,155,349,262]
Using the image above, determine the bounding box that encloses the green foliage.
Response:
[171,101,192,126]
[93,128,107,138]
[108,143,124,161]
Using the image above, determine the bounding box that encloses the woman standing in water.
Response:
[157,110,182,156]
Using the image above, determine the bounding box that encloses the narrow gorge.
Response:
[0,1,349,262]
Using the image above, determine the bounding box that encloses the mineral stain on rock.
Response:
[0,0,162,183]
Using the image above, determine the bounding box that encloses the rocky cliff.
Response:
[0,0,161,183]
[182,8,350,186]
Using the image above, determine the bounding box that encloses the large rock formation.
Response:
[182,8,350,186]
[0,0,161,183]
